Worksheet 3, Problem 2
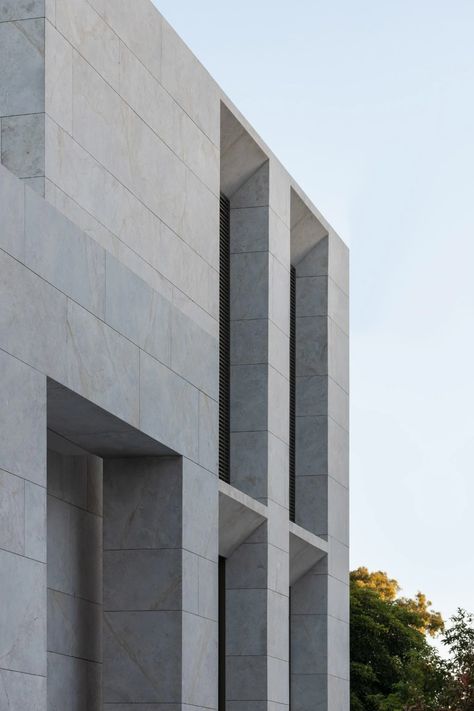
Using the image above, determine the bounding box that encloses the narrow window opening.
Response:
[289,264,296,521]
[219,193,231,483]
[218,556,227,710]
[289,586,293,709]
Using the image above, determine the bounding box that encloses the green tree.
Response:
[438,608,474,710]
[350,569,446,711]
[352,568,444,635]
[351,566,400,601]
[397,592,444,638]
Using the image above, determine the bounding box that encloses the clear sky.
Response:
[154,0,474,624]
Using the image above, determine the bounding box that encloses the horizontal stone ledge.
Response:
[289,521,328,585]
[218,479,267,558]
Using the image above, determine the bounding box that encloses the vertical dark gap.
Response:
[219,193,231,483]
[289,586,292,709]
[218,556,226,711]
[289,264,296,521]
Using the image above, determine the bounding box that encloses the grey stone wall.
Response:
[0,1,349,708]
[103,456,218,709]
[0,1,45,193]
[0,344,47,711]
[47,450,103,711]
[291,194,350,710]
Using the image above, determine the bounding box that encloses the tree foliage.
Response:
[352,566,401,602]
[438,609,474,710]
[350,568,473,711]
[350,568,446,711]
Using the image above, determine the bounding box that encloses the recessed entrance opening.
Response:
[46,380,178,708]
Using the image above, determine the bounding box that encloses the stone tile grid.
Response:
[46,116,218,319]
[0,1,45,22]
[230,316,289,380]
[46,13,220,217]
[24,184,106,318]
[46,450,103,708]
[47,450,103,514]
[65,93,218,281]
[269,207,291,269]
[0,18,45,118]
[86,0,163,86]
[117,38,219,196]
[296,411,348,481]
[160,15,220,147]
[47,494,102,604]
[21,175,45,196]
[0,191,330,512]
[295,275,348,332]
[295,315,348,385]
[229,398,289,452]
[0,4,348,700]
[47,650,101,711]
[0,667,46,711]
[289,569,349,624]
[229,207,290,273]
[269,254,290,338]
[104,457,217,568]
[78,0,220,149]
[0,548,47,676]
[295,375,349,433]
[0,469,47,565]
[103,457,218,706]
[309,538,350,587]
[55,0,120,90]
[47,588,102,662]
[295,234,349,297]
[45,177,218,339]
[225,542,289,598]
[45,0,55,28]
[291,615,349,679]
[291,608,349,629]
[0,113,45,179]
[0,348,46,486]
[0,172,218,470]
[46,487,103,516]
[45,18,73,133]
[225,515,290,706]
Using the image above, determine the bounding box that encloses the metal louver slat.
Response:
[219,194,231,483]
[289,264,296,521]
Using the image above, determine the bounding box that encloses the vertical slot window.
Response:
[218,556,226,710]
[289,264,296,521]
[219,193,231,483]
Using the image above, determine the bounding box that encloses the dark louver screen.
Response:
[289,265,296,521]
[219,194,231,483]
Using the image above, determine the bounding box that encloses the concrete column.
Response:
[103,455,218,709]
[226,159,290,711]
[225,519,289,711]
[266,161,291,711]
[0,349,47,709]
[229,162,271,501]
[229,161,291,499]
[291,234,350,710]
[226,524,269,710]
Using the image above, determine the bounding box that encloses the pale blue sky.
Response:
[154,0,474,624]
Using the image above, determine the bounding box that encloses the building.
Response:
[0,1,349,709]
